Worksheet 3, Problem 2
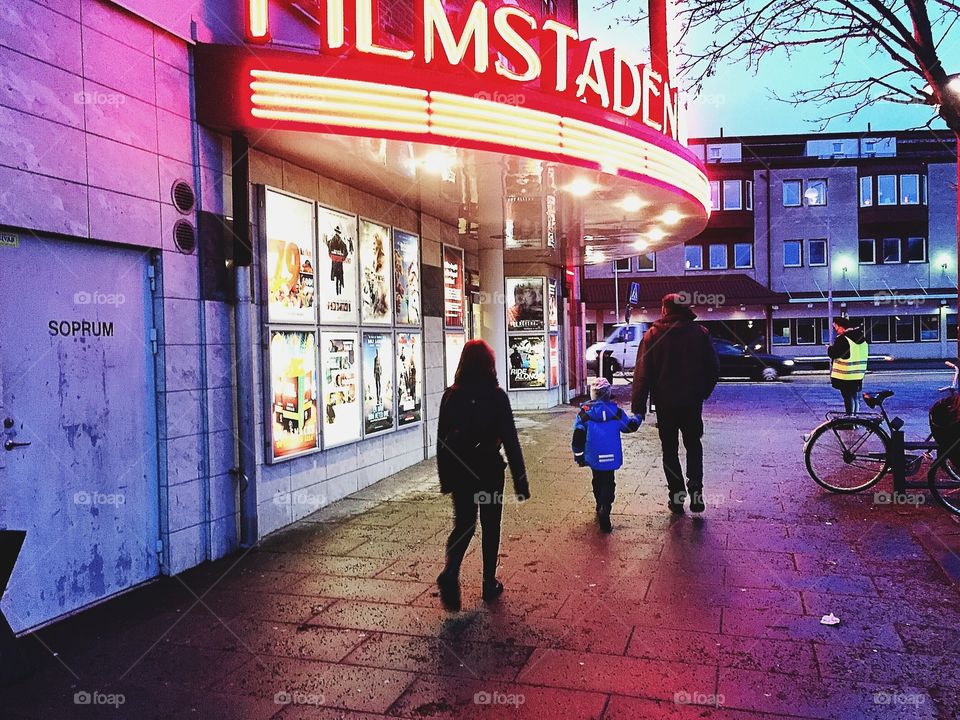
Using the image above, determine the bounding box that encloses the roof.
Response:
[581,273,788,307]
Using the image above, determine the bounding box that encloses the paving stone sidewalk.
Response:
[3,376,960,719]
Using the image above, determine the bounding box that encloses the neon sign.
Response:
[244,0,680,139]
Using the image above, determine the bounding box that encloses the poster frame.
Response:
[358,216,394,326]
[262,186,318,327]
[395,331,424,428]
[318,329,363,450]
[506,333,548,391]
[444,331,466,388]
[442,244,466,331]
[316,203,360,327]
[392,227,422,327]
[263,325,322,464]
[360,330,397,438]
[505,276,546,333]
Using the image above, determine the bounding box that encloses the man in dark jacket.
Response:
[631,293,720,513]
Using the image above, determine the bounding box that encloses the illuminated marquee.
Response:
[244,0,680,139]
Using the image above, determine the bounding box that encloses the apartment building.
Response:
[582,130,958,360]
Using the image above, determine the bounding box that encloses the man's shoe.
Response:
[667,501,685,514]
[482,579,504,602]
[689,492,705,513]
[437,571,461,611]
[598,506,613,532]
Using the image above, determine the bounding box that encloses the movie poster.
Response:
[549,334,559,387]
[362,332,394,435]
[359,219,392,324]
[443,245,464,329]
[265,189,316,324]
[267,329,319,461]
[508,335,547,390]
[548,278,559,331]
[506,277,545,332]
[444,332,466,387]
[317,206,358,325]
[396,332,423,426]
[319,331,362,447]
[394,229,421,326]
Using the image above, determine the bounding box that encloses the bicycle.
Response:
[804,362,960,504]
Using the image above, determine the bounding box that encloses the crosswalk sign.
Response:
[628,281,640,306]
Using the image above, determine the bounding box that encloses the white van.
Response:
[586,323,651,379]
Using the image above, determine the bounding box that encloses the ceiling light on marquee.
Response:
[647,227,666,242]
[660,209,682,225]
[622,195,644,212]
[566,177,598,197]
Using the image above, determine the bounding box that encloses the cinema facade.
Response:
[0,0,707,629]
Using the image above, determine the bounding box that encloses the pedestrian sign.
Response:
[628,281,640,306]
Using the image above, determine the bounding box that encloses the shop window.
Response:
[948,314,958,342]
[805,179,828,206]
[920,315,939,341]
[859,239,876,265]
[745,180,753,210]
[782,179,802,207]
[900,174,920,205]
[869,317,891,343]
[821,318,831,344]
[772,319,791,345]
[709,244,728,269]
[636,252,656,272]
[878,175,897,205]
[614,257,631,272]
[882,237,901,264]
[709,181,720,211]
[685,245,703,270]
[905,237,926,263]
[722,180,742,210]
[796,318,818,344]
[894,316,915,342]
[783,239,803,267]
[808,239,827,267]
[859,177,873,207]
[734,243,753,269]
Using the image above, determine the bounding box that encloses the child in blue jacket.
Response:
[572,378,642,532]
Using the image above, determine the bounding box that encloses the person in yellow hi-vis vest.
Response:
[826,317,869,414]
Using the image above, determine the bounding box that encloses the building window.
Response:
[772,319,791,345]
[900,174,920,205]
[864,140,876,155]
[808,239,827,267]
[685,245,703,270]
[734,243,753,269]
[709,181,720,211]
[922,175,928,205]
[709,146,722,162]
[859,177,873,207]
[783,239,803,267]
[878,175,897,205]
[806,179,828,206]
[894,316,915,342]
[869,317,891,343]
[905,237,927,263]
[859,239,876,265]
[709,244,728,269]
[783,179,802,207]
[920,314,939,341]
[796,318,818,344]
[745,180,753,210]
[882,237,901,264]
[832,141,843,156]
[722,180,742,210]
[636,252,656,272]
[614,257,631,272]
[948,314,958,342]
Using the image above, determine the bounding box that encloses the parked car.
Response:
[713,338,795,381]
[586,323,651,380]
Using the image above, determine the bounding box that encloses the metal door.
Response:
[0,235,160,632]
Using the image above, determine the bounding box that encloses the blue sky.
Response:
[579,4,944,138]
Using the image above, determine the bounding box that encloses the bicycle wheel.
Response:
[928,450,960,516]
[805,419,890,493]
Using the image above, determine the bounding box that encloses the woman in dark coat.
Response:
[436,340,529,611]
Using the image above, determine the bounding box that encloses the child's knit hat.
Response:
[590,377,612,400]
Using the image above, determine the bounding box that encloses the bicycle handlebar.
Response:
[938,360,959,393]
